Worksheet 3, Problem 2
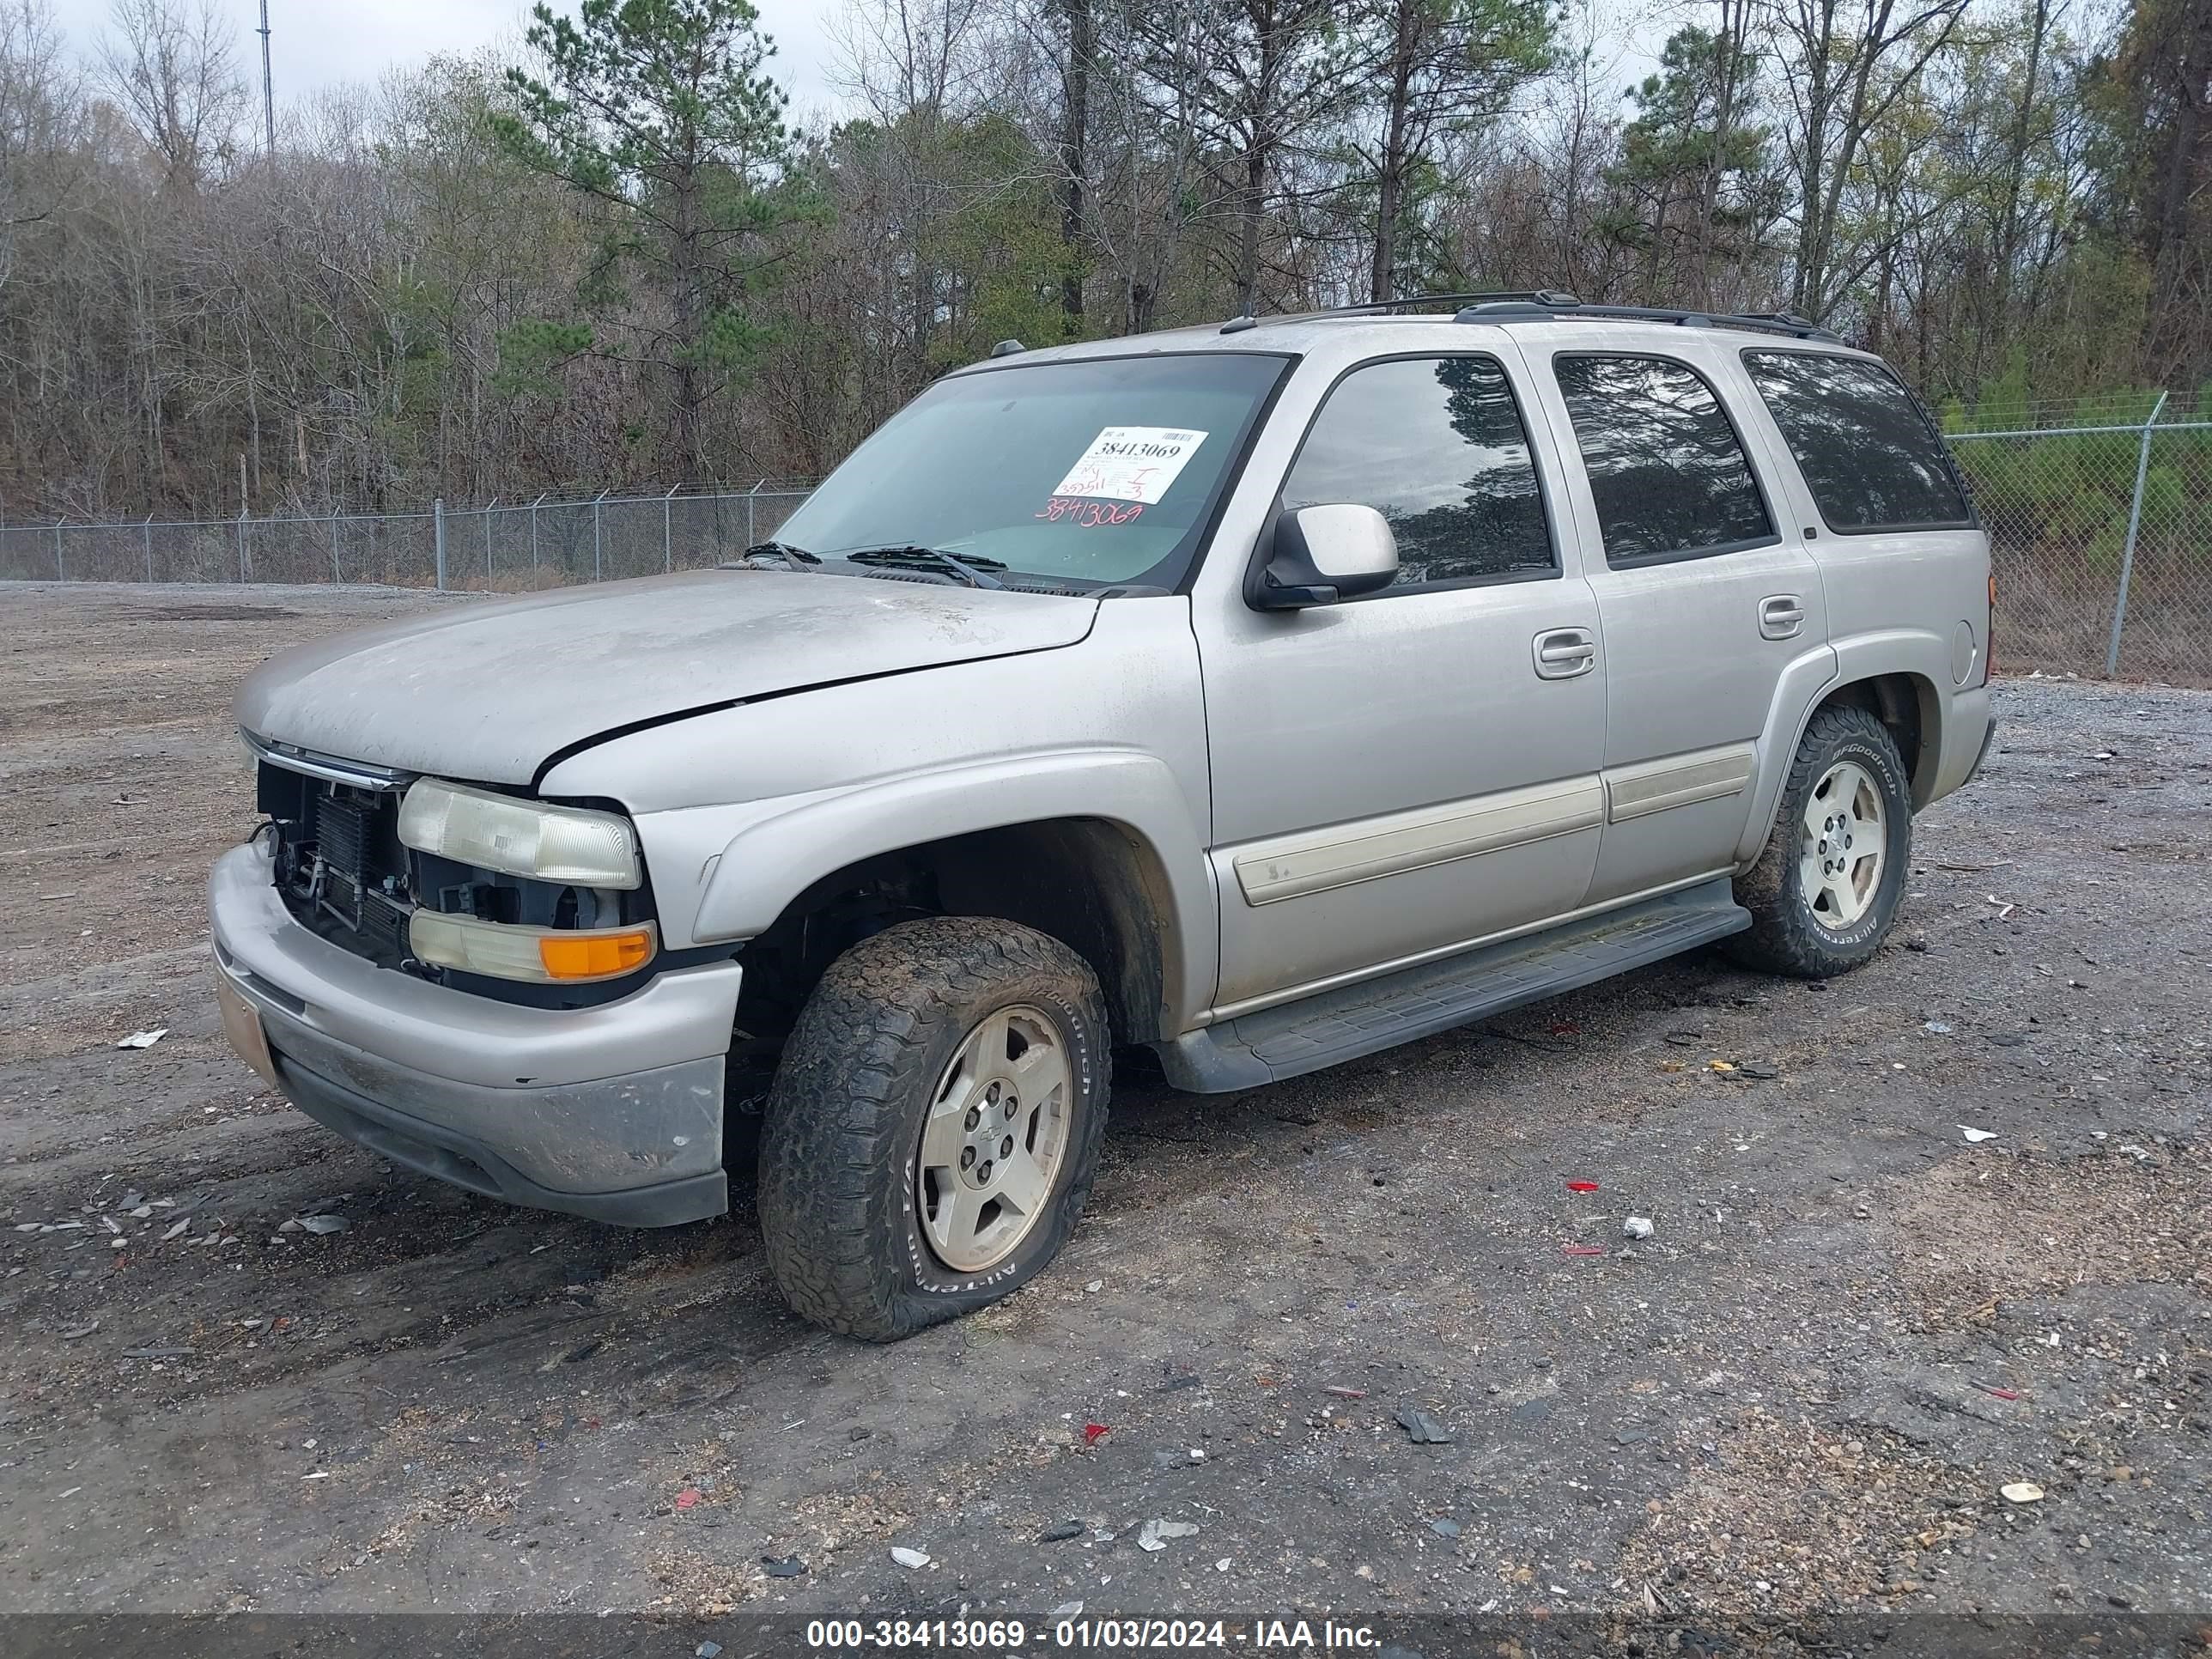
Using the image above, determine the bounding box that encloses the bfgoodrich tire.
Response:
[1725,704,1913,978]
[757,917,1111,1341]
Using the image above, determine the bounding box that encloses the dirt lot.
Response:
[1,581,2207,1652]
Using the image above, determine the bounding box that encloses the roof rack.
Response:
[1219,290,1581,333]
[1215,292,1840,342]
[1452,300,1840,342]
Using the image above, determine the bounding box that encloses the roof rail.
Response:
[1218,289,1581,333]
[1453,299,1840,342]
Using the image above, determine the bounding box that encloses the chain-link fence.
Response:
[0,483,816,593]
[9,405,2212,684]
[1948,396,2212,686]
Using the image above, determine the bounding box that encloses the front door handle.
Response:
[1759,595,1807,640]
[1533,627,1597,679]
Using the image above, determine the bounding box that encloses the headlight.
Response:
[398,778,642,890]
[410,910,658,982]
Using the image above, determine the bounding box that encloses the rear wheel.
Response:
[757,917,1110,1340]
[1726,705,1912,978]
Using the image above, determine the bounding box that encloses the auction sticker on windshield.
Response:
[1052,427,1208,504]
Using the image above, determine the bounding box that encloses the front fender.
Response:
[632,749,1217,1035]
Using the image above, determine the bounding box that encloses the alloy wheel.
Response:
[914,1005,1072,1273]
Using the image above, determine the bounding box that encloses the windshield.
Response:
[771,352,1291,590]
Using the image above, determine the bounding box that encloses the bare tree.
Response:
[94,0,245,193]
[1356,0,1552,301]
[0,2,77,294]
[1764,0,1971,319]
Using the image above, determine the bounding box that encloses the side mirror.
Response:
[1255,504,1398,609]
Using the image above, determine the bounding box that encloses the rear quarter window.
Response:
[1741,350,1973,532]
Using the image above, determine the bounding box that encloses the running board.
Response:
[1158,878,1750,1092]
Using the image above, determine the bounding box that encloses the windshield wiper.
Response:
[834,544,1006,590]
[723,540,822,571]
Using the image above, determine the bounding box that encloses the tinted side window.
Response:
[1553,355,1775,564]
[1281,355,1553,589]
[1743,351,1972,531]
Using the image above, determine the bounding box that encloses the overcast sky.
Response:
[48,0,1665,139]
[48,0,852,118]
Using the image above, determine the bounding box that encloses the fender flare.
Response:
[684,748,1216,1031]
[1733,631,1953,865]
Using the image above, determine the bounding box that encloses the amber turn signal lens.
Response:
[538,928,655,980]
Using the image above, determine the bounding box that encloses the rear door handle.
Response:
[1759,595,1806,640]
[1533,627,1597,679]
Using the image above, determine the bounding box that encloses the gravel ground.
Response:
[0,582,2207,1655]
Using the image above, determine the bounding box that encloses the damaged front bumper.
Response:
[208,842,742,1226]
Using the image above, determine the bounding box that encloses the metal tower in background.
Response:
[257,0,274,162]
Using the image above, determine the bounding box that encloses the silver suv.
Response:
[210,295,1994,1340]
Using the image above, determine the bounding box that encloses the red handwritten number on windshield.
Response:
[1036,497,1146,528]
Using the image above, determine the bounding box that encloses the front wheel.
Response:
[1725,704,1913,978]
[757,917,1111,1340]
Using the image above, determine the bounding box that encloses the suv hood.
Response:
[237,570,1099,786]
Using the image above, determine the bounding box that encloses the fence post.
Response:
[434,496,447,592]
[331,512,342,583]
[592,488,608,580]
[2103,390,2169,679]
[484,496,497,590]
[664,483,679,572]
[237,508,248,582]
[143,514,154,582]
[531,491,545,574]
[747,479,763,549]
[53,518,64,580]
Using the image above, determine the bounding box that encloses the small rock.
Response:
[1395,1406,1454,1444]
[1428,1517,1461,1537]
[890,1546,930,1569]
[1622,1215,1654,1240]
[299,1214,349,1235]
[1049,1601,1084,1620]
[1036,1519,1084,1543]
[1923,1019,1954,1034]
[759,1556,805,1578]
[2000,1482,2045,1504]
[697,1644,723,1659]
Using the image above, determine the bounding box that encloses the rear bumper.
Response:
[1962,714,1997,787]
[1929,685,1995,802]
[208,842,743,1226]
